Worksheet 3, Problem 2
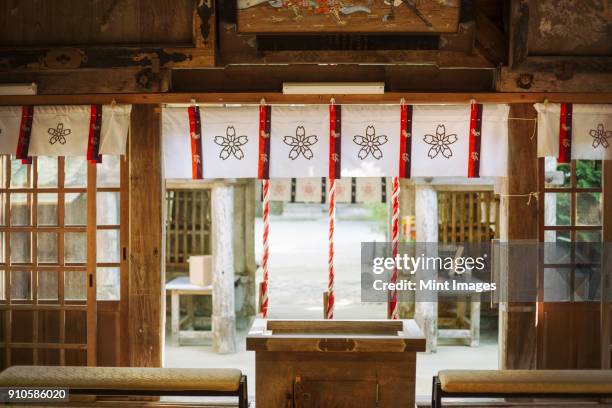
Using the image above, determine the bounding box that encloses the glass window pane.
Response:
[97,192,120,225]
[575,266,600,301]
[10,193,31,226]
[10,159,30,188]
[11,270,31,301]
[543,236,571,265]
[64,157,87,187]
[97,267,120,301]
[10,232,31,263]
[545,159,570,189]
[37,193,58,226]
[96,155,121,187]
[37,232,58,264]
[37,157,58,187]
[65,193,87,226]
[97,230,120,263]
[577,230,601,242]
[544,192,570,226]
[38,271,58,301]
[576,160,602,189]
[0,232,4,263]
[543,267,571,301]
[0,193,5,225]
[65,232,86,264]
[0,156,7,188]
[0,270,4,300]
[64,271,86,301]
[576,192,601,226]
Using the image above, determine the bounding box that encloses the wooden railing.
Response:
[165,189,212,272]
[438,191,500,243]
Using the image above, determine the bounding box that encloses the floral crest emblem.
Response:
[283,126,318,160]
[589,123,611,149]
[48,123,71,145]
[214,126,248,160]
[423,124,457,159]
[354,125,388,160]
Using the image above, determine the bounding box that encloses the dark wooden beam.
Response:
[508,0,612,74]
[2,92,612,106]
[0,46,214,71]
[497,67,612,92]
[171,65,495,92]
[0,68,171,93]
[221,48,495,68]
[475,11,507,65]
[509,0,529,69]
[128,105,163,367]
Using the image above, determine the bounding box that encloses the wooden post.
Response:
[211,183,237,354]
[415,184,438,352]
[601,160,612,369]
[129,105,163,367]
[171,291,180,346]
[498,103,538,370]
[323,291,329,319]
[399,180,416,319]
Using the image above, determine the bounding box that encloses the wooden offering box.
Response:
[247,319,426,407]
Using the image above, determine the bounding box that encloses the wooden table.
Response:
[247,319,426,407]
[165,276,212,346]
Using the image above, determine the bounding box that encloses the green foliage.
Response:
[555,161,602,230]
[365,202,389,236]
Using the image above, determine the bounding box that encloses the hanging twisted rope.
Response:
[388,176,400,320]
[261,179,270,318]
[326,178,336,319]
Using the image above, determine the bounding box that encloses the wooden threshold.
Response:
[1,92,612,106]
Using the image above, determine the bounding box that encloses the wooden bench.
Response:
[0,366,248,407]
[433,369,612,407]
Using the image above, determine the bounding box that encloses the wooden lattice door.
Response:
[0,155,128,369]
[538,159,604,369]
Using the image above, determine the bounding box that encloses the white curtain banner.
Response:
[341,105,400,177]
[480,104,509,177]
[411,105,471,177]
[202,107,260,178]
[295,178,324,203]
[162,107,192,179]
[535,103,612,160]
[269,105,329,178]
[162,104,510,179]
[0,105,131,157]
[99,104,132,156]
[269,178,293,201]
[0,106,24,155]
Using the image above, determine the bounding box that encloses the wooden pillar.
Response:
[129,105,163,367]
[399,180,416,319]
[234,180,257,323]
[499,103,538,370]
[211,183,237,354]
[601,160,612,368]
[415,184,438,352]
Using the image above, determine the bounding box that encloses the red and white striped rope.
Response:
[326,178,336,319]
[261,179,270,318]
[388,176,400,320]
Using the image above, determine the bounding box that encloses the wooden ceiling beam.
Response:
[1,92,611,106]
[0,46,214,71]
[497,67,612,92]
